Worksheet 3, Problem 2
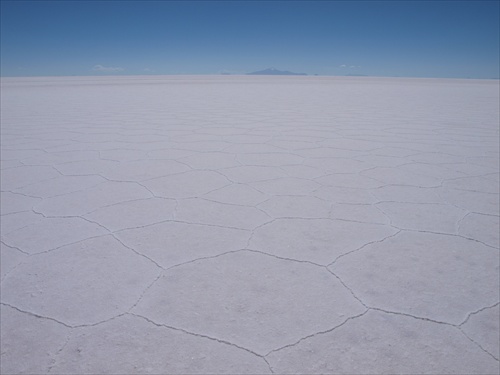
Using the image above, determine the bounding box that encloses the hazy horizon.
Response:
[1,1,499,79]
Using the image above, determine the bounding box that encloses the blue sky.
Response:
[1,1,499,78]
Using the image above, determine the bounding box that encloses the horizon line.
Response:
[1,73,499,81]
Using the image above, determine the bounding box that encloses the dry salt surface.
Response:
[1,75,499,374]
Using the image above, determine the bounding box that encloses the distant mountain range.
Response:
[247,67,307,76]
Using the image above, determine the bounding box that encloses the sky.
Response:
[1,1,499,78]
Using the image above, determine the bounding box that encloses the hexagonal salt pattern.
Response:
[0,242,27,281]
[460,304,500,360]
[459,213,500,248]
[249,218,398,265]
[50,314,271,374]
[218,165,288,183]
[143,170,230,198]
[133,251,366,355]
[1,76,499,373]
[175,198,270,230]
[375,201,467,234]
[84,197,177,232]
[1,236,161,326]
[1,165,60,191]
[98,159,191,182]
[267,310,500,374]
[0,191,41,215]
[330,231,499,325]
[15,175,106,199]
[203,183,269,206]
[1,304,71,375]
[115,221,251,268]
[0,210,43,235]
[1,217,108,254]
[33,181,153,217]
[258,195,331,219]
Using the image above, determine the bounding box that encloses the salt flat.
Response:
[1,75,499,374]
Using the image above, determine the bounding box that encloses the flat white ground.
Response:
[1,75,499,374]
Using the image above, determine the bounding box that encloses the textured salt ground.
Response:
[1,75,499,374]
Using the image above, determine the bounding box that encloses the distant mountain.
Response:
[345,73,368,77]
[247,67,307,76]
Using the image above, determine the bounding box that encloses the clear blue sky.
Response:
[1,1,499,78]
